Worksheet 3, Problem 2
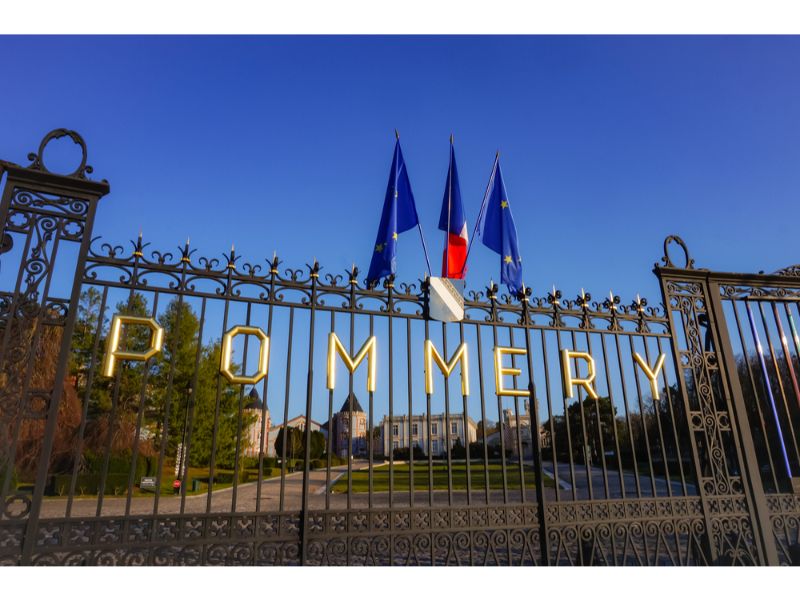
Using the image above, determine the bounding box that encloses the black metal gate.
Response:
[0,131,797,565]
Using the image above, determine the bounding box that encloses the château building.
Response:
[379,413,477,458]
[242,387,271,458]
[333,393,368,458]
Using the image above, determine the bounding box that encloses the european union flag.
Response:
[477,158,523,294]
[366,139,421,285]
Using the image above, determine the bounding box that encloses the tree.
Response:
[274,426,304,461]
[543,396,616,465]
[309,429,326,460]
[451,437,466,459]
[181,341,253,469]
[477,420,498,439]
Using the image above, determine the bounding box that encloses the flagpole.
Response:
[446,134,453,278]
[463,151,499,269]
[395,129,432,277]
[417,223,433,276]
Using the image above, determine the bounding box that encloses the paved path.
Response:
[38,462,367,518]
[542,460,697,499]
[37,460,698,518]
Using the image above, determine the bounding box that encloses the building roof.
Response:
[268,415,325,432]
[338,392,364,414]
[244,387,265,411]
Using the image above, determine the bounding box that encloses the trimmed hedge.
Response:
[50,473,136,496]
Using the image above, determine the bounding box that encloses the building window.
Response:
[393,441,399,450]
[451,422,458,435]
[412,423,418,436]
[392,424,399,436]
[431,423,438,435]
[432,440,439,454]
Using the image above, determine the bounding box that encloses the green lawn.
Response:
[331,461,553,493]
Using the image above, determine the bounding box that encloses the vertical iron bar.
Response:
[554,329,578,500]
[368,313,374,510]
[152,286,186,516]
[179,296,207,514]
[458,320,472,507]
[473,321,491,505]
[441,321,454,506]
[124,290,161,515]
[584,330,610,499]
[299,264,318,565]
[324,310,335,511]
[278,307,295,513]
[571,329,593,500]
[387,279,395,511]
[255,266,277,514]
[406,316,415,508]
[231,301,252,512]
[424,316,434,506]
[508,326,526,503]
[539,329,561,502]
[599,332,626,499]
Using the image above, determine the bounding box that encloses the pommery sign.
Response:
[101,314,667,401]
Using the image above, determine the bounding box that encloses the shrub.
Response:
[310,459,325,470]
[321,453,346,466]
[451,438,467,460]
[392,446,427,461]
[50,472,137,496]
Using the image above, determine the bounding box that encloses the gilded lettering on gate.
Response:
[424,340,469,395]
[102,314,164,377]
[220,325,270,385]
[493,347,530,397]
[327,332,377,392]
[560,349,599,400]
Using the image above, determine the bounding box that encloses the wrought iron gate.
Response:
[0,131,797,565]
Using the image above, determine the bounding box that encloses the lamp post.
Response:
[177,385,192,482]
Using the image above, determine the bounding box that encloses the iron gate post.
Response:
[0,131,110,565]
[655,236,778,565]
[704,277,780,565]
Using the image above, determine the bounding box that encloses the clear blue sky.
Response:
[2,35,800,304]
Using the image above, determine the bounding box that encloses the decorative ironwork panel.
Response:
[0,511,302,566]
[545,496,708,565]
[303,505,541,566]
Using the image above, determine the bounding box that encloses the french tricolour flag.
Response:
[438,137,468,279]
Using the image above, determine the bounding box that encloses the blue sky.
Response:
[2,35,800,305]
